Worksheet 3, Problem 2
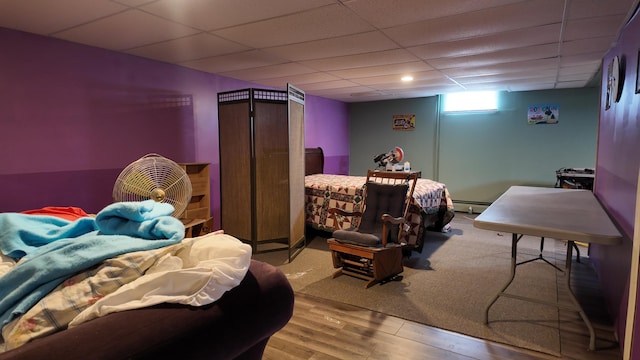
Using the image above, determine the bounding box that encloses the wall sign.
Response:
[527,104,559,124]
[392,114,415,130]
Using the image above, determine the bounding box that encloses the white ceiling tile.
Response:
[557,72,593,82]
[212,3,374,48]
[141,0,335,31]
[344,0,526,29]
[560,52,604,67]
[443,58,559,78]
[568,0,636,20]
[559,63,602,76]
[560,37,616,57]
[0,0,634,102]
[298,80,364,91]
[300,49,420,71]
[126,33,250,63]
[555,80,591,88]
[53,9,199,50]
[180,50,287,73]
[563,15,629,41]
[0,0,127,35]
[507,83,558,91]
[454,70,558,85]
[409,23,560,59]
[328,61,433,79]
[428,43,559,70]
[256,73,342,88]
[220,63,317,81]
[264,31,399,61]
[383,0,564,47]
[366,78,457,91]
[352,70,450,86]
[113,0,155,6]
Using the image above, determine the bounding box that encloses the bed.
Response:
[304,147,454,251]
[0,202,294,359]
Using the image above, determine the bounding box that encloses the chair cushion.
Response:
[332,181,408,247]
[333,228,381,247]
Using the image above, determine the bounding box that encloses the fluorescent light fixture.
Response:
[443,91,498,112]
[401,75,414,82]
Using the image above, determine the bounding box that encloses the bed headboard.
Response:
[305,147,324,175]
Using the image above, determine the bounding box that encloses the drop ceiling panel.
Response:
[428,43,559,70]
[454,69,558,84]
[220,63,317,81]
[559,63,602,76]
[0,0,637,102]
[212,4,374,48]
[300,49,420,71]
[53,9,199,51]
[383,0,565,47]
[564,15,630,41]
[126,33,251,63]
[560,37,617,57]
[445,58,560,78]
[408,24,560,60]
[180,50,287,73]
[352,71,451,86]
[344,0,526,28]
[255,72,342,88]
[328,61,433,79]
[264,31,399,61]
[0,0,126,35]
[141,0,335,31]
[556,80,590,89]
[568,0,637,19]
[296,80,363,91]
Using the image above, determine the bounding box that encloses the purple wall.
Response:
[304,95,349,175]
[592,6,640,355]
[0,27,349,227]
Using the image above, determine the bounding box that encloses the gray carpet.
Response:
[254,214,567,356]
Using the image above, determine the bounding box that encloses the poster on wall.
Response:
[392,114,415,130]
[527,104,559,124]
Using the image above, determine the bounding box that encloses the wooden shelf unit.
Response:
[179,162,212,237]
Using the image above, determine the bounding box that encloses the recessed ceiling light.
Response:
[401,75,414,82]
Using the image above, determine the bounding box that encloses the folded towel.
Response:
[95,200,183,242]
[0,214,97,260]
[0,200,185,328]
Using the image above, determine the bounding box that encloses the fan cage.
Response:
[113,154,193,218]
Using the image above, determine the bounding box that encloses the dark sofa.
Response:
[0,260,294,360]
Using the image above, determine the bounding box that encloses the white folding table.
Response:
[474,186,622,351]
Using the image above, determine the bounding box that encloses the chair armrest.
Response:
[380,214,406,225]
[381,214,407,247]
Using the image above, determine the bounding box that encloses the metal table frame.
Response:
[474,186,621,351]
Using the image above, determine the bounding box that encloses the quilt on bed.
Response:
[304,174,455,250]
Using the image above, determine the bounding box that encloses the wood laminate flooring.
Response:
[263,242,622,360]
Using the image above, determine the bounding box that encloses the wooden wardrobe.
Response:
[217,86,306,260]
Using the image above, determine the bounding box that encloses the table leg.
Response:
[484,233,519,324]
[564,240,596,350]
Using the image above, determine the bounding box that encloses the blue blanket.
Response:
[0,200,185,327]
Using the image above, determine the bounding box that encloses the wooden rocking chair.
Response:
[327,170,419,288]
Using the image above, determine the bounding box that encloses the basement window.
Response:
[443,91,498,113]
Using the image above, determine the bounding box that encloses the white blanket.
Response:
[69,232,251,327]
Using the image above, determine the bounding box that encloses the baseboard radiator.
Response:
[452,200,492,214]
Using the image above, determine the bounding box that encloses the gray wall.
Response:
[349,87,600,211]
